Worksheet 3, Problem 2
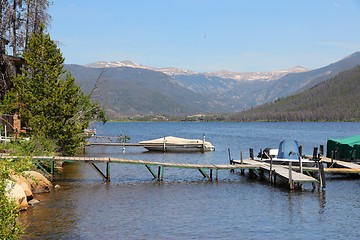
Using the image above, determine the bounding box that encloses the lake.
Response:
[19,122,360,239]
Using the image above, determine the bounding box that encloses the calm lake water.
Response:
[19,122,360,239]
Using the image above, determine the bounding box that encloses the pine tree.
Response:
[3,27,105,155]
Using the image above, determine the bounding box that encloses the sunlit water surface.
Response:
[19,122,360,239]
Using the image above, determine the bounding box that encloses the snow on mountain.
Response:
[85,61,153,70]
[158,67,197,75]
[85,61,197,75]
[204,66,309,81]
[85,60,308,81]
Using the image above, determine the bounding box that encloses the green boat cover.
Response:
[327,135,360,160]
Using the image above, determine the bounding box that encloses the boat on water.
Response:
[138,136,215,152]
[256,140,316,167]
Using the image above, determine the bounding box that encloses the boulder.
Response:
[28,199,40,205]
[23,171,52,193]
[10,174,33,201]
[5,180,28,211]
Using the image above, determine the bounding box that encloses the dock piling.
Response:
[157,166,163,181]
[106,160,111,182]
[249,148,254,160]
[320,145,324,156]
[319,163,326,190]
[228,148,234,173]
[288,162,294,190]
[313,147,318,160]
[269,156,273,183]
[240,151,245,175]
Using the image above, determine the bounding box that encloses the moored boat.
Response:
[139,136,215,152]
[256,140,316,167]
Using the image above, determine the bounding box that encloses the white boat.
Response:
[139,136,215,152]
[256,140,316,167]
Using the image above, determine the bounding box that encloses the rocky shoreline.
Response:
[5,171,54,211]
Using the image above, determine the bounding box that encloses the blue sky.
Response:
[49,0,360,72]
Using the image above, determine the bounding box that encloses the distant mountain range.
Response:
[85,60,308,81]
[227,64,360,121]
[64,52,360,119]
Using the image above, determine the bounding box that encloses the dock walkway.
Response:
[3,156,325,190]
[320,157,360,174]
[5,156,258,182]
[234,159,318,189]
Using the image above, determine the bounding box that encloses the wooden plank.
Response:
[86,142,142,147]
[324,168,360,173]
[270,165,317,183]
[321,157,360,169]
[235,158,317,183]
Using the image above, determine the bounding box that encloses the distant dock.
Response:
[86,142,142,147]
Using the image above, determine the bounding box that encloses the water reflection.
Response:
[318,190,326,214]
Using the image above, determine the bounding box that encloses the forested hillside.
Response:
[66,65,211,117]
[66,52,360,118]
[227,65,360,121]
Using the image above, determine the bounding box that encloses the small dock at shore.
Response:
[3,152,360,191]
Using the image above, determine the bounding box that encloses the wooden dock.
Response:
[5,156,259,182]
[320,157,360,174]
[85,142,142,147]
[4,154,360,191]
[233,159,319,190]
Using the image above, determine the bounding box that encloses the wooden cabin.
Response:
[0,37,25,139]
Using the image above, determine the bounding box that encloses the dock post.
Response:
[240,151,244,175]
[320,145,324,156]
[249,148,254,160]
[216,169,219,181]
[106,161,110,182]
[299,145,302,157]
[157,165,164,181]
[158,166,161,180]
[313,147,318,160]
[228,148,234,173]
[161,165,164,180]
[210,169,213,181]
[299,157,303,174]
[319,163,326,190]
[289,162,294,190]
[260,149,263,161]
[269,156,273,183]
[228,148,233,165]
[273,172,277,184]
